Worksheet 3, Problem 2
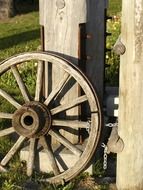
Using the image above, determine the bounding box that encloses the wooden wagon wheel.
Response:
[0,52,101,184]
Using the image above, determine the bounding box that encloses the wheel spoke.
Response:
[0,112,13,119]
[1,136,26,166]
[35,61,44,101]
[40,136,60,175]
[44,62,49,99]
[11,65,31,102]
[27,138,36,176]
[0,165,7,172]
[44,72,70,106]
[0,89,21,109]
[52,120,90,129]
[49,130,82,156]
[51,95,88,115]
[0,127,15,137]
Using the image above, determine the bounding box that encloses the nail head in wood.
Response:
[86,34,92,39]
[86,56,92,60]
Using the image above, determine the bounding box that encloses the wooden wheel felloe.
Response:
[0,52,102,184]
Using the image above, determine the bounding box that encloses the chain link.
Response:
[105,122,118,128]
[86,119,91,133]
[101,143,108,170]
[101,121,118,169]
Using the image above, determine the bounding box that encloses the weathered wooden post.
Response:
[38,0,106,173]
[39,0,87,144]
[39,0,106,102]
[117,0,143,189]
[39,0,106,142]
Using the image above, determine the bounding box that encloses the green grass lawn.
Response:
[0,11,40,102]
[0,11,40,61]
[108,0,122,15]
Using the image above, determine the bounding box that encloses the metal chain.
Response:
[101,143,108,170]
[86,119,91,133]
[105,122,118,128]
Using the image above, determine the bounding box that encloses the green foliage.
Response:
[93,159,105,177]
[0,61,37,99]
[19,61,37,94]
[105,1,121,85]
[108,0,122,16]
[0,71,17,88]
[0,11,39,95]
[0,161,28,190]
[105,15,121,85]
[0,11,40,61]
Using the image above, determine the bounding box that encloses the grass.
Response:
[108,0,122,16]
[0,11,40,61]
[105,0,122,85]
[0,11,39,94]
[0,1,122,189]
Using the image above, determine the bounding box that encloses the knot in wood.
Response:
[59,11,64,21]
[56,0,65,9]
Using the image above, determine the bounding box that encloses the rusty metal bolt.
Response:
[86,34,92,39]
[86,56,92,60]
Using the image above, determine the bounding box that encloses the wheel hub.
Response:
[12,101,51,138]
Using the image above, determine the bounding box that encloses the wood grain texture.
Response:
[52,119,90,129]
[35,62,44,101]
[35,0,105,146]
[117,1,143,189]
[44,72,70,106]
[40,136,60,175]
[51,95,87,115]
[39,0,87,143]
[0,127,15,137]
[27,138,36,176]
[11,65,31,102]
[0,112,13,119]
[49,129,82,156]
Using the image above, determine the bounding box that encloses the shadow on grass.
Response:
[14,0,39,15]
[0,29,40,50]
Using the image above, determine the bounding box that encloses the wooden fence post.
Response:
[39,0,88,144]
[39,0,106,144]
[117,0,143,189]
